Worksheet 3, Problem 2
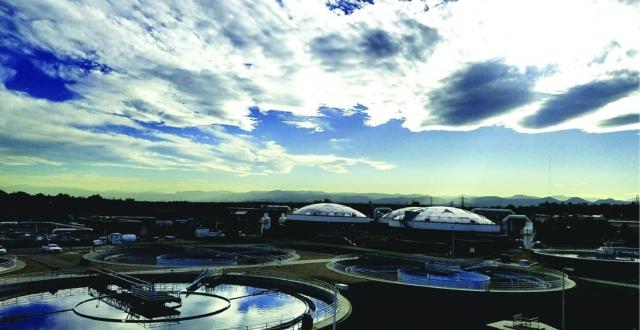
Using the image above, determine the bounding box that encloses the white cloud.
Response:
[283,119,326,132]
[0,86,394,175]
[1,0,636,134]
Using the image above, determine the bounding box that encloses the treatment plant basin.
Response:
[0,269,346,330]
[328,254,575,292]
[86,244,299,267]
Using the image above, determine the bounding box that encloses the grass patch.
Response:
[2,258,52,276]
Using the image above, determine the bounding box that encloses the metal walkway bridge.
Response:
[91,268,181,304]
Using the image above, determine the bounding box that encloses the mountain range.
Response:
[1,185,633,207]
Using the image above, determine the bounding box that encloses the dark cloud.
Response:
[427,60,537,125]
[361,30,400,59]
[522,70,639,128]
[310,20,440,70]
[599,113,639,127]
[309,33,359,70]
[401,19,440,60]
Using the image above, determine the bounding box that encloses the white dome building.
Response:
[380,206,500,233]
[285,203,372,224]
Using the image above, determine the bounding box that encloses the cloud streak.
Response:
[0,86,394,175]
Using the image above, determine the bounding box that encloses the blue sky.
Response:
[0,0,638,199]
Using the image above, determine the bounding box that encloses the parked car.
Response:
[41,244,62,253]
[207,231,226,238]
[92,236,107,246]
[0,245,7,255]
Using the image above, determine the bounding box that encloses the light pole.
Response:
[561,272,565,330]
[333,283,349,330]
[561,267,573,330]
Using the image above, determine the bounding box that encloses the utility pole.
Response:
[562,272,565,330]
[461,195,465,208]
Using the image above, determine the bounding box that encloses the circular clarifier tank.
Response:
[93,245,298,267]
[0,273,339,329]
[329,254,575,292]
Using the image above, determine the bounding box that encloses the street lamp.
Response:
[561,267,574,330]
[333,283,349,330]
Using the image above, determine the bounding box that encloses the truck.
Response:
[41,244,62,253]
[194,228,226,239]
[107,233,137,245]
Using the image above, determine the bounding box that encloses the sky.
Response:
[0,0,638,200]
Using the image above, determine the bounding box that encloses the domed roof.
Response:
[292,203,367,218]
[381,206,494,225]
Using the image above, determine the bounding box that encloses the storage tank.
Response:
[107,232,122,244]
[108,233,136,244]
[121,234,137,243]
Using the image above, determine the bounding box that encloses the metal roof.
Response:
[291,203,367,218]
[381,206,495,225]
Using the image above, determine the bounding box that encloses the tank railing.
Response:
[86,245,176,264]
[334,251,485,270]
[130,284,182,302]
[0,255,16,270]
[399,276,488,290]
[0,269,96,289]
[183,245,298,265]
[218,268,340,327]
[481,264,572,290]
[86,244,299,268]
[537,247,640,259]
[0,287,89,308]
[329,254,573,292]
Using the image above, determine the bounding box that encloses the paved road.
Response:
[9,246,91,255]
